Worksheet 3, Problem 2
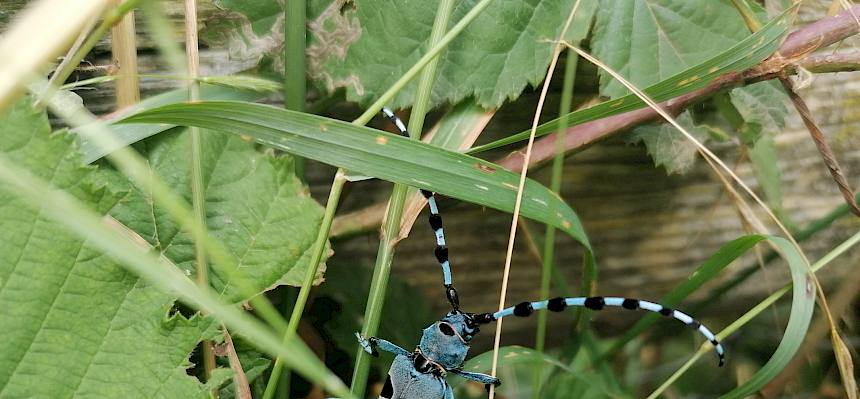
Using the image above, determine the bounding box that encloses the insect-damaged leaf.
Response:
[203,0,597,109]
[0,98,329,396]
[0,99,215,398]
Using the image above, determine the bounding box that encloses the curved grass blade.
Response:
[642,235,814,398]
[719,236,814,398]
[468,5,795,154]
[120,101,592,251]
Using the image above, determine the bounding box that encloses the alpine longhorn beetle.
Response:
[346,109,725,399]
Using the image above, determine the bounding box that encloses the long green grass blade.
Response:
[78,84,263,163]
[121,101,592,250]
[467,6,795,154]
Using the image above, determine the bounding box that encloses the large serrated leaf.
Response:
[0,99,215,398]
[591,0,752,98]
[205,0,597,109]
[470,4,795,153]
[100,129,329,303]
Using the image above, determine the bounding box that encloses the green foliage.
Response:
[0,99,215,398]
[728,81,790,220]
[203,0,597,109]
[591,0,751,98]
[0,98,328,396]
[625,111,709,174]
[470,7,794,153]
[315,262,434,367]
[122,101,593,250]
[100,129,328,302]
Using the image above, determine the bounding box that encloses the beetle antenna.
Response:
[472,296,725,366]
[382,108,460,310]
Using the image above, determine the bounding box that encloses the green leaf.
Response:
[78,83,264,163]
[719,236,814,398]
[99,129,329,303]
[120,101,593,253]
[454,346,619,397]
[210,0,597,108]
[591,0,752,98]
[469,5,795,153]
[730,81,789,220]
[0,99,216,398]
[625,111,708,174]
[729,81,789,144]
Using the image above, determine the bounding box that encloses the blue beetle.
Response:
[344,110,725,399]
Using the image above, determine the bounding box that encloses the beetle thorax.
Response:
[417,312,478,369]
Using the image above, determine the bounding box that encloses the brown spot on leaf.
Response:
[476,163,496,173]
[376,135,388,145]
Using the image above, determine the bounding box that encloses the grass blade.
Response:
[121,101,593,251]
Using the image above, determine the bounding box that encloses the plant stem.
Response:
[110,0,139,107]
[531,49,578,399]
[272,0,308,395]
[184,0,215,384]
[262,172,346,399]
[284,0,307,182]
[37,0,142,106]
[349,0,456,394]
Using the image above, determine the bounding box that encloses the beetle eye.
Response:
[438,322,456,336]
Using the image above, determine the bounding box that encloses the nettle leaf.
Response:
[312,0,596,108]
[202,0,597,108]
[0,99,215,398]
[626,111,708,175]
[592,0,751,98]
[101,129,329,303]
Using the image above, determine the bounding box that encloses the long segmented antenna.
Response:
[381,108,460,310]
[471,296,725,366]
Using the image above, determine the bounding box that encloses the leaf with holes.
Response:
[208,0,597,108]
[591,0,753,98]
[0,98,217,398]
[316,0,597,108]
